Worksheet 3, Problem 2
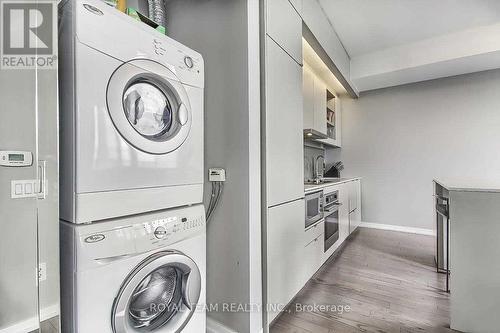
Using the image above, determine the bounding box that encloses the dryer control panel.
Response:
[135,209,205,252]
[75,204,206,264]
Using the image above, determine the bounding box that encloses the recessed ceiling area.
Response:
[318,0,500,92]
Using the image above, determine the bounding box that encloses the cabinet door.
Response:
[266,0,303,64]
[265,37,304,206]
[313,77,327,135]
[267,199,305,324]
[349,180,362,233]
[334,97,342,146]
[348,181,357,213]
[303,65,315,129]
[338,184,350,242]
[305,234,323,277]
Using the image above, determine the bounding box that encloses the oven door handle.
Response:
[324,202,342,213]
[324,207,339,214]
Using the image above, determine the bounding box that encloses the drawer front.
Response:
[304,220,324,246]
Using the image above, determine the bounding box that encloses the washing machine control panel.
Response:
[136,213,205,251]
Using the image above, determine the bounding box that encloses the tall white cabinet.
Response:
[265,38,304,206]
[262,0,304,329]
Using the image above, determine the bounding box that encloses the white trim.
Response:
[0,304,59,333]
[206,317,238,333]
[40,303,60,322]
[359,222,436,236]
[0,318,38,333]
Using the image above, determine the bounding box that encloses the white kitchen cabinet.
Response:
[265,37,304,206]
[303,64,342,144]
[303,65,315,130]
[266,199,305,324]
[338,183,350,243]
[303,220,323,284]
[266,0,302,65]
[318,94,341,147]
[313,77,327,135]
[303,232,323,283]
[348,180,362,233]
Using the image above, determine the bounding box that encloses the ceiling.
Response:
[319,0,500,57]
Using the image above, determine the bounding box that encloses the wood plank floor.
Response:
[271,228,459,333]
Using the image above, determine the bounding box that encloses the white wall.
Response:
[336,69,500,230]
[165,1,262,332]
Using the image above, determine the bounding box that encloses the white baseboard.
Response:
[207,317,238,333]
[0,318,38,333]
[359,222,436,236]
[40,303,59,322]
[0,304,59,333]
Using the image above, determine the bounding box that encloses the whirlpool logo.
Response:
[84,234,106,244]
[1,0,57,69]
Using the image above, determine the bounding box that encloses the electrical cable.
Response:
[206,181,224,223]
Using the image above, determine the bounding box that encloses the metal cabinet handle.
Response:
[37,160,46,199]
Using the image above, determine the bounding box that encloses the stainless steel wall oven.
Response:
[324,191,340,252]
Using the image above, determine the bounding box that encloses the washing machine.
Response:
[59,0,204,223]
[60,204,206,333]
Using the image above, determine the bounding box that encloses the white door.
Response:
[112,251,201,332]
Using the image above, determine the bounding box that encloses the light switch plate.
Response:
[11,180,38,199]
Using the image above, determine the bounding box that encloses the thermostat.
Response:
[209,168,226,182]
[0,151,33,167]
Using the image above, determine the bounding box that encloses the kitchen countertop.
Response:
[434,178,500,193]
[304,177,361,193]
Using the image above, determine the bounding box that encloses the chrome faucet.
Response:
[314,155,325,184]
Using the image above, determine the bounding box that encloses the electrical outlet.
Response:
[38,263,47,282]
[209,168,226,182]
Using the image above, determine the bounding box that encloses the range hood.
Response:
[303,129,328,140]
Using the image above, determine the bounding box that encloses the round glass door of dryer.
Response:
[107,59,192,155]
[112,251,201,333]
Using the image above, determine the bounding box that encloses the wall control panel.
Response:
[0,151,33,167]
[209,168,226,182]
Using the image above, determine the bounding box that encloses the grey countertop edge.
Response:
[433,179,500,193]
[304,177,362,193]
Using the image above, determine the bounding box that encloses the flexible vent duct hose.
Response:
[147,0,166,27]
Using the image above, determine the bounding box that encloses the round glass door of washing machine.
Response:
[107,59,192,155]
[112,251,201,333]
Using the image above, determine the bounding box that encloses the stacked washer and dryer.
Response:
[58,1,206,332]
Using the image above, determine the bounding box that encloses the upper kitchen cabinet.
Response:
[318,92,341,147]
[303,64,326,137]
[302,63,341,147]
[265,0,303,65]
[265,37,304,206]
[313,75,327,135]
[303,63,342,147]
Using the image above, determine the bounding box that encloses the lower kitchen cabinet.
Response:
[266,199,305,325]
[338,183,350,243]
[349,180,362,233]
[303,221,324,283]
[303,233,324,281]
